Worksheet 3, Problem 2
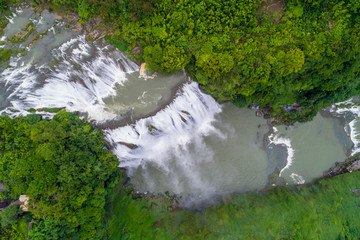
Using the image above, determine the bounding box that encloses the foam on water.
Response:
[268,129,295,177]
[349,119,360,155]
[4,8,33,38]
[5,10,17,24]
[290,173,305,184]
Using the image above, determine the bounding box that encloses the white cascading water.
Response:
[331,99,360,156]
[104,82,226,196]
[268,128,295,177]
[0,35,138,121]
[268,127,305,184]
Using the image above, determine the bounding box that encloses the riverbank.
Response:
[108,167,360,239]
[324,153,360,178]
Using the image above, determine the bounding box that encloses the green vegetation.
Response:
[147,125,158,132]
[8,21,35,43]
[202,174,360,239]
[104,36,135,60]
[0,111,120,239]
[0,0,7,13]
[32,107,64,113]
[108,186,173,240]
[107,172,360,239]
[0,48,13,63]
[112,0,360,123]
[0,206,20,228]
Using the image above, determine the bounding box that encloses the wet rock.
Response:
[180,115,187,123]
[147,125,158,132]
[118,141,137,149]
[181,110,190,115]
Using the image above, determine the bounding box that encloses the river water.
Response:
[0,8,358,205]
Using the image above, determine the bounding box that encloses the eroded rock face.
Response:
[139,63,157,80]
[19,195,29,212]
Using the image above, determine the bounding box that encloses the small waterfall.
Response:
[268,130,295,177]
[24,36,138,120]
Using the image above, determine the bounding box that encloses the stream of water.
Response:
[0,8,358,205]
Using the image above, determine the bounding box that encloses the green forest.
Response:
[2,0,359,122]
[0,112,121,239]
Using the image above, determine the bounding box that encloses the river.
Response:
[0,8,358,206]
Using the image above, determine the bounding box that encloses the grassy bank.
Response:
[108,172,360,239]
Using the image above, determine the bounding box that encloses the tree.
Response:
[0,111,120,239]
[0,206,20,228]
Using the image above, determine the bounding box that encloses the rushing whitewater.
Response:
[105,82,225,195]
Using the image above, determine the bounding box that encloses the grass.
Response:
[0,48,14,64]
[147,125,158,132]
[105,36,136,60]
[36,107,63,113]
[13,217,29,238]
[108,172,360,239]
[109,191,162,240]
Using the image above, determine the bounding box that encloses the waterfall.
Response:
[104,82,225,196]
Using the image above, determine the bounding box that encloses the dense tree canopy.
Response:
[0,111,120,239]
[111,0,360,122]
